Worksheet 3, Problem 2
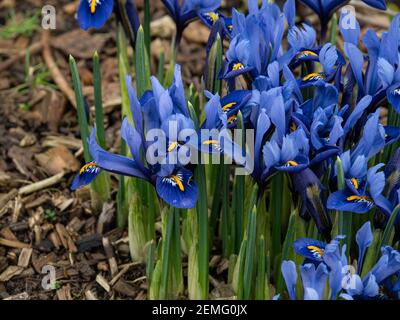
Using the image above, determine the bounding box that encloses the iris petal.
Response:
[156,168,198,209]
[71,161,102,190]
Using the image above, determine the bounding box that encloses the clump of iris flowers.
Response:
[70,0,400,300]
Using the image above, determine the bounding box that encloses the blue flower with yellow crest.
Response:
[77,0,114,30]
[71,65,199,209]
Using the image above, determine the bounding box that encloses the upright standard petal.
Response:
[281,260,298,300]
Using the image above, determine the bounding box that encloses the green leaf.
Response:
[381,204,400,247]
[93,51,106,149]
[243,206,257,299]
[135,26,152,97]
[336,157,352,253]
[69,55,90,162]
[195,159,209,299]
[143,0,151,56]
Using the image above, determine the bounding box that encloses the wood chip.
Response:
[31,252,57,273]
[102,237,118,277]
[0,227,18,241]
[48,232,61,249]
[0,266,24,282]
[85,290,98,300]
[113,279,137,298]
[57,284,72,300]
[0,189,18,217]
[66,217,84,233]
[19,171,65,195]
[55,223,77,253]
[0,257,7,274]
[3,292,29,300]
[0,238,30,249]
[76,234,102,252]
[17,248,33,268]
[96,274,110,292]
[11,195,22,223]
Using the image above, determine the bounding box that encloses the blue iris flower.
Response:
[297,43,343,88]
[300,263,329,300]
[286,23,319,69]
[71,65,199,209]
[262,128,310,179]
[327,163,392,215]
[77,0,114,30]
[341,12,400,111]
[293,238,327,262]
[281,260,329,300]
[378,57,400,113]
[162,0,221,45]
[199,10,233,38]
[201,90,252,130]
[289,223,400,300]
[378,149,400,235]
[220,1,288,80]
[368,246,400,284]
[300,0,386,37]
[340,274,380,300]
[310,105,344,151]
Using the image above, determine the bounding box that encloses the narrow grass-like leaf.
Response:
[381,204,400,247]
[206,34,222,93]
[330,13,338,45]
[255,236,266,300]
[143,0,151,57]
[336,157,352,252]
[146,240,156,287]
[270,173,283,260]
[277,208,298,294]
[233,112,245,251]
[243,206,257,299]
[159,207,175,299]
[69,55,90,162]
[93,51,106,149]
[195,159,209,299]
[135,26,151,97]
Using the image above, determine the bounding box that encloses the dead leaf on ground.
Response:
[52,29,111,59]
[35,145,80,175]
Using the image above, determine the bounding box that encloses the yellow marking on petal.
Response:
[227,115,237,123]
[168,141,179,153]
[222,102,237,112]
[80,161,97,174]
[90,0,97,14]
[290,121,297,132]
[346,195,372,202]
[351,178,359,190]
[303,72,325,81]
[300,50,318,57]
[227,25,233,31]
[287,160,299,167]
[307,245,324,257]
[232,63,244,71]
[203,140,219,145]
[171,175,185,192]
[208,12,219,23]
